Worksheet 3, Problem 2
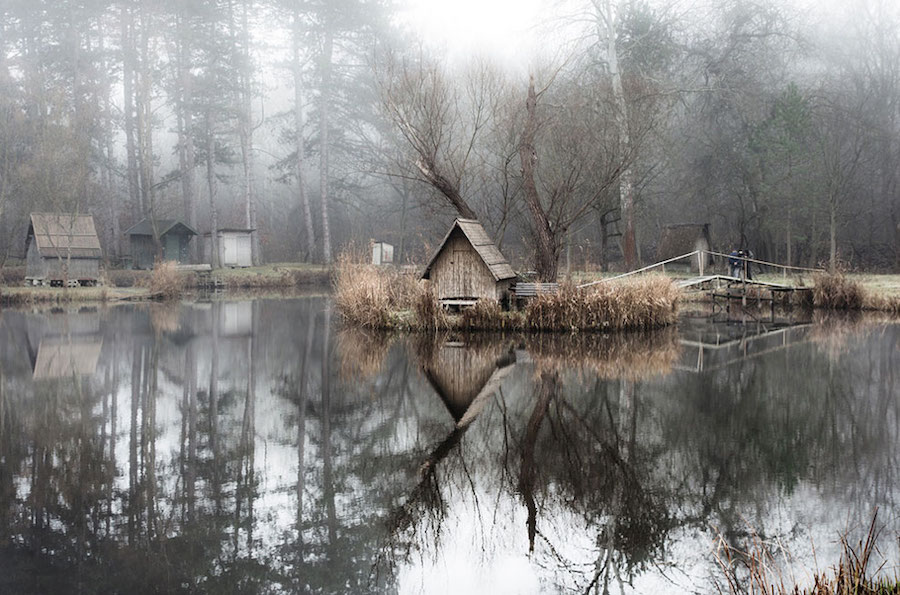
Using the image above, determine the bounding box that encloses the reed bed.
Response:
[333,250,421,330]
[523,275,681,332]
[413,284,450,332]
[334,256,682,332]
[803,270,900,314]
[810,271,866,310]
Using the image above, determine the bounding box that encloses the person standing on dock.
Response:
[728,249,742,278]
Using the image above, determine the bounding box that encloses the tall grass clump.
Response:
[146,260,185,299]
[524,275,680,332]
[714,511,899,594]
[459,298,520,330]
[413,284,450,331]
[334,250,420,329]
[811,270,865,310]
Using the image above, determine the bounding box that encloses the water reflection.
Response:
[0,299,897,594]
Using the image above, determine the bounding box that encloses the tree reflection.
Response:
[0,304,897,594]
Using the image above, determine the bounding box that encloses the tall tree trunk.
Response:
[177,10,197,261]
[596,0,637,270]
[829,192,837,270]
[121,3,141,220]
[137,0,155,238]
[319,28,334,265]
[518,76,560,281]
[205,110,221,268]
[238,0,260,265]
[98,20,120,261]
[293,7,316,263]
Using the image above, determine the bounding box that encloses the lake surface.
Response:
[0,297,898,594]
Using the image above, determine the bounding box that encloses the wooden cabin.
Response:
[203,228,253,268]
[655,223,713,273]
[421,219,516,306]
[125,219,197,269]
[25,213,102,286]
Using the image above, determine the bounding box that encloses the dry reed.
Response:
[524,275,681,332]
[413,284,450,331]
[334,257,683,332]
[143,260,186,299]
[810,271,865,310]
[334,249,421,329]
[714,511,899,595]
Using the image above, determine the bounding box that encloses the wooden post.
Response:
[699,250,705,277]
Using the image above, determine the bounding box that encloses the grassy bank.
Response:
[0,285,150,306]
[334,256,681,332]
[1,262,331,305]
[801,271,900,313]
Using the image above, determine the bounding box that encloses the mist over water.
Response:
[0,297,897,593]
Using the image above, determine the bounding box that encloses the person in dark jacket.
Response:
[728,249,741,278]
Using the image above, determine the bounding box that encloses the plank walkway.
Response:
[676,274,809,292]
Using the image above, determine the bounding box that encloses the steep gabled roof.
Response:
[28,213,102,259]
[124,219,198,237]
[421,218,516,281]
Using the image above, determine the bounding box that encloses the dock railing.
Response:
[577,250,825,289]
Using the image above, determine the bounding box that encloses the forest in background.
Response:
[0,0,898,275]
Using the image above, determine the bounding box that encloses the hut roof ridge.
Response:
[421,218,516,281]
[124,218,199,237]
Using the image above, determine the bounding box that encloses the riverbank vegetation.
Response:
[715,514,899,595]
[807,271,900,313]
[334,255,681,332]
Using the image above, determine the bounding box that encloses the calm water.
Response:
[0,298,897,594]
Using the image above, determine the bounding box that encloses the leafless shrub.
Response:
[145,261,185,299]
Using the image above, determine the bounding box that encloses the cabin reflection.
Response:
[32,339,102,379]
[420,338,516,426]
[24,308,103,380]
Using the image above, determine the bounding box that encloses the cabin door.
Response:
[453,248,474,297]
[222,236,238,266]
[164,234,181,262]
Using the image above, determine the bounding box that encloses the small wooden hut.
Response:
[421,218,516,306]
[655,223,713,273]
[125,219,197,269]
[202,228,253,268]
[25,213,102,285]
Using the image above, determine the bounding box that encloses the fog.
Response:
[0,0,898,273]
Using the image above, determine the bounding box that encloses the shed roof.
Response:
[421,219,516,281]
[28,213,102,259]
[656,223,711,261]
[201,227,255,235]
[124,219,198,237]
